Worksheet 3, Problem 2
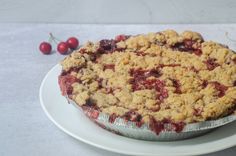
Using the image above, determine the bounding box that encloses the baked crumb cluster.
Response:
[59,30,236,127]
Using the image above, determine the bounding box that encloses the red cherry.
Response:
[57,42,69,54]
[66,37,79,49]
[39,42,52,54]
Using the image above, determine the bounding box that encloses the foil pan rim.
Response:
[69,99,236,133]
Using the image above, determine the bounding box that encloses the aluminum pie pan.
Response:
[69,99,236,141]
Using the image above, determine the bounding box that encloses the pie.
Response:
[58,30,236,134]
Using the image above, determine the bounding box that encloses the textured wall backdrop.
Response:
[0,0,235,23]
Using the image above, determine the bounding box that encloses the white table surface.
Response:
[0,23,236,156]
[0,0,236,24]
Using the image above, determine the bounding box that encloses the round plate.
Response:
[39,64,236,156]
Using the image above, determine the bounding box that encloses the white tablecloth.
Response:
[0,23,236,156]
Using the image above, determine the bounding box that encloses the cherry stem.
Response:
[225,32,236,42]
[48,36,52,43]
[49,33,61,44]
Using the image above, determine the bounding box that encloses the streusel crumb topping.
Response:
[59,30,236,125]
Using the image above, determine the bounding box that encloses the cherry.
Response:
[39,42,52,54]
[205,58,219,71]
[66,37,79,49]
[57,42,69,54]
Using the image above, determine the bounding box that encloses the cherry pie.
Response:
[58,30,236,134]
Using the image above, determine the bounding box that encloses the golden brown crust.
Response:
[59,30,236,124]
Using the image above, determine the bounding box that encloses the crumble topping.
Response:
[59,30,236,128]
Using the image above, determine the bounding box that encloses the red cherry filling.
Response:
[97,78,104,89]
[156,88,168,102]
[233,58,236,64]
[149,117,185,135]
[193,108,203,116]
[98,39,117,53]
[202,81,228,97]
[115,34,129,42]
[58,67,84,96]
[171,79,182,94]
[103,64,115,71]
[79,48,97,61]
[60,67,83,76]
[89,110,99,119]
[149,117,164,135]
[193,49,202,56]
[58,74,78,96]
[135,51,148,56]
[205,58,219,70]
[82,106,100,119]
[202,80,209,88]
[171,122,186,133]
[123,111,143,127]
[109,113,117,123]
[130,68,167,102]
[97,38,128,54]
[141,79,163,89]
[171,39,202,56]
[123,111,141,121]
[130,68,161,79]
[184,39,195,49]
[212,81,228,97]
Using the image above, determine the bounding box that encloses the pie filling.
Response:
[58,30,236,134]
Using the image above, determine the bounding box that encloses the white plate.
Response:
[39,64,236,156]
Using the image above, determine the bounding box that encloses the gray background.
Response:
[0,23,236,156]
[0,0,236,155]
[0,0,236,24]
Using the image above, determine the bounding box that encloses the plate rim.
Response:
[39,64,236,156]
